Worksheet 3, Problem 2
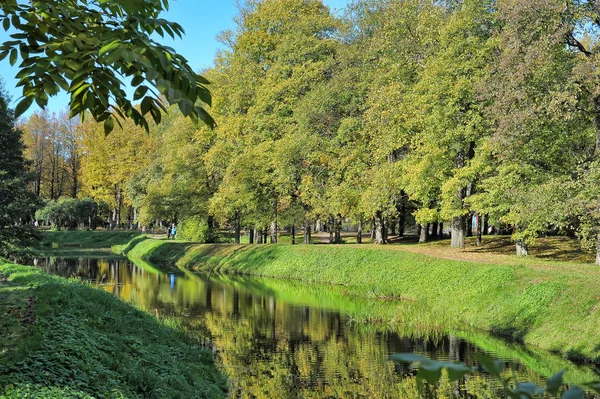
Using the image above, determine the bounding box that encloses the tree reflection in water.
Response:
[27,257,600,399]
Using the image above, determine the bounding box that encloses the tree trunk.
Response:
[263,227,268,244]
[270,220,277,244]
[516,239,528,257]
[596,231,600,265]
[439,222,444,238]
[334,213,342,243]
[476,212,482,246]
[254,226,261,244]
[383,217,389,243]
[374,211,387,244]
[451,216,466,248]
[419,223,429,243]
[315,217,321,233]
[249,228,254,244]
[483,214,489,236]
[370,218,376,241]
[357,218,363,244]
[291,225,295,245]
[234,213,241,244]
[389,218,397,236]
[304,219,312,244]
[466,213,473,237]
[431,221,439,239]
[328,214,334,243]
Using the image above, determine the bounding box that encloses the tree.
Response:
[0,82,40,258]
[0,0,214,132]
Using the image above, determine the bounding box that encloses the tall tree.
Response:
[0,82,40,258]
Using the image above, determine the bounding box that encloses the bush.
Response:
[35,197,99,230]
[178,216,220,242]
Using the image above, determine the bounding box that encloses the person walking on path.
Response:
[167,225,172,240]
[171,225,177,240]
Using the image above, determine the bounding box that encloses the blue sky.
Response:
[0,0,350,117]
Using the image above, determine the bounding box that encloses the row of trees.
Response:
[19,0,600,262]
[19,110,82,200]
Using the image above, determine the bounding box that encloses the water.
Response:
[27,256,600,398]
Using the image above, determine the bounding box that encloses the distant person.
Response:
[142,226,146,234]
[171,225,177,240]
[167,226,172,240]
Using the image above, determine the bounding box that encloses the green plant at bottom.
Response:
[392,353,598,398]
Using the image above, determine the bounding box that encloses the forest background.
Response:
[18,0,600,263]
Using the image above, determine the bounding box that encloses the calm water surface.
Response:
[28,256,600,398]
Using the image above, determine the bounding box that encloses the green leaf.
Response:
[131,75,144,86]
[2,18,9,31]
[516,382,543,397]
[9,48,17,65]
[103,116,114,135]
[34,90,49,108]
[416,363,443,385]
[99,40,120,55]
[562,386,585,399]
[133,85,148,101]
[474,353,504,378]
[14,96,33,118]
[546,370,565,395]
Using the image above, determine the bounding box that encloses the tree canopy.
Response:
[0,0,214,132]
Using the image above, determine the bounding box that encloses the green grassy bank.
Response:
[0,259,227,398]
[118,238,600,363]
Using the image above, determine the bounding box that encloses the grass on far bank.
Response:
[0,260,227,399]
[117,237,600,364]
[40,230,142,249]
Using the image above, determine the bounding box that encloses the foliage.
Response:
[0,0,214,132]
[35,197,98,230]
[391,352,598,398]
[0,81,40,259]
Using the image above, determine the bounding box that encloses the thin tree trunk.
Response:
[357,218,363,244]
[234,213,241,244]
[334,213,342,243]
[328,214,334,243]
[431,221,439,239]
[254,226,261,244]
[263,227,268,244]
[249,228,254,244]
[383,217,389,243]
[476,212,482,246]
[291,225,295,245]
[467,213,473,237]
[483,214,488,236]
[370,217,376,241]
[439,222,444,238]
[304,219,312,244]
[270,220,277,244]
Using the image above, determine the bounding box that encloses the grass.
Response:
[0,259,227,399]
[40,230,142,249]
[116,237,600,364]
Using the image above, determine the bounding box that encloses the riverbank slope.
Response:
[118,237,600,363]
[0,259,227,398]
